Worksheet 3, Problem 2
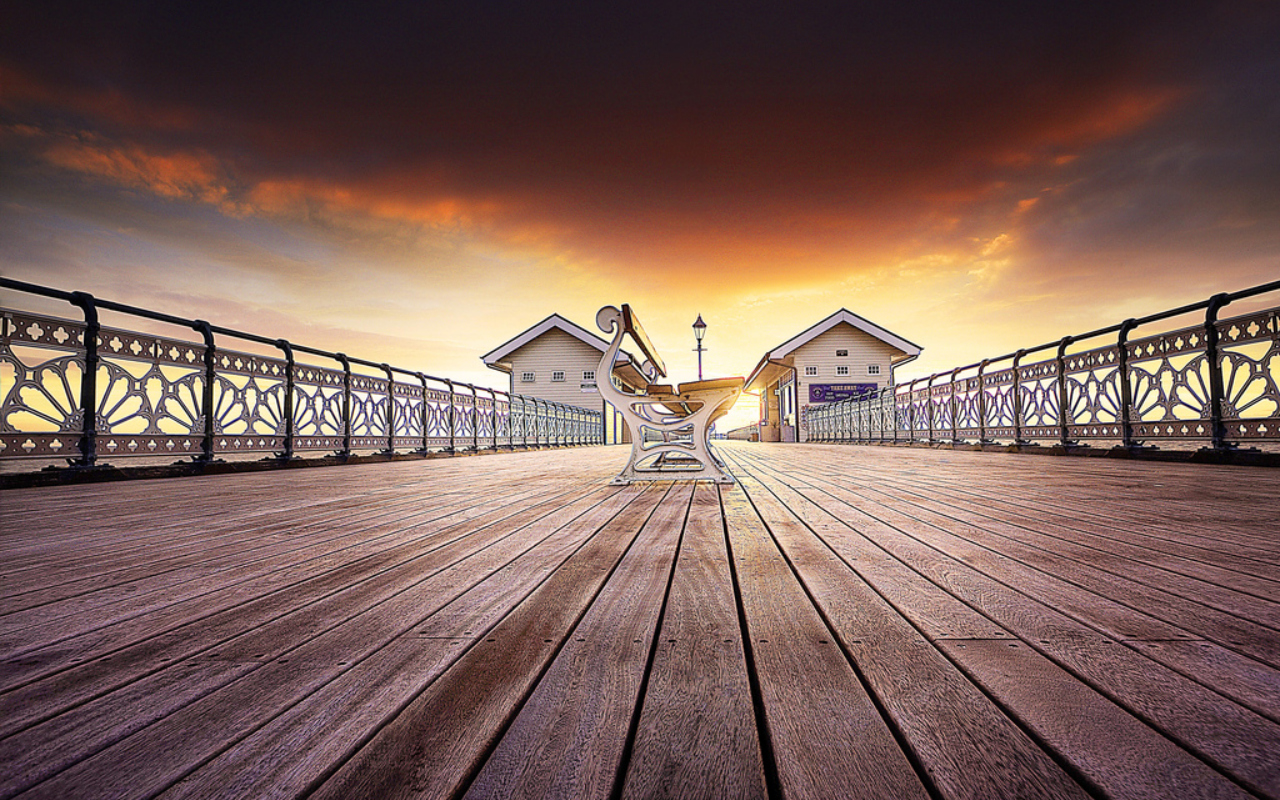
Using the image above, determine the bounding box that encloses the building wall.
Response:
[506,328,608,409]
[792,324,898,442]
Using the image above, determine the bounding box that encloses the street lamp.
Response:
[692,314,707,380]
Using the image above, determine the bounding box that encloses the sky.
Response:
[3,0,1279,430]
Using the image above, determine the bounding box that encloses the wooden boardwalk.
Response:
[2,442,1278,800]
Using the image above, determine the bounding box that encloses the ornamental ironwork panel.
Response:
[1217,309,1279,439]
[800,297,1279,450]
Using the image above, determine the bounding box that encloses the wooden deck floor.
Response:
[2,442,1278,800]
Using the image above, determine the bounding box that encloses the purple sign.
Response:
[808,383,878,403]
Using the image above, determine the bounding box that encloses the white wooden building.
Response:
[481,314,648,443]
[745,309,921,443]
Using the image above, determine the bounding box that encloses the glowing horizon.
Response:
[3,3,1279,431]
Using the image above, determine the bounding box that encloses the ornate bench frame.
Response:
[595,305,742,485]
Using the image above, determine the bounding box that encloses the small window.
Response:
[836,365,850,376]
[552,370,565,382]
[868,364,881,375]
[521,371,535,382]
[804,366,818,377]
[583,370,595,382]
[836,349,848,357]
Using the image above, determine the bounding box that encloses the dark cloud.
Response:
[3,0,1279,289]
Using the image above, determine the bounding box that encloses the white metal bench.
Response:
[595,305,743,485]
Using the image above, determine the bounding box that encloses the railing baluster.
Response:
[445,378,456,452]
[416,372,429,453]
[1205,293,1232,450]
[69,292,99,467]
[977,359,989,443]
[1056,336,1074,447]
[381,363,395,455]
[1012,350,1026,444]
[1116,321,1138,449]
[337,353,352,459]
[277,341,296,459]
[193,320,217,462]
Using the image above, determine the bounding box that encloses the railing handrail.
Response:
[802,280,1280,451]
[1,277,605,466]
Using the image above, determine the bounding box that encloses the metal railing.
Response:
[0,278,603,467]
[804,281,1280,450]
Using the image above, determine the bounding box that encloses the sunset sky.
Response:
[3,1,1279,429]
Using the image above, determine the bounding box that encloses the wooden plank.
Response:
[939,639,1253,800]
[733,471,1091,800]
[463,483,694,798]
[732,448,1280,710]
[307,483,670,800]
[721,482,928,800]
[155,480,647,800]
[0,482,624,794]
[726,448,1280,798]
[620,483,767,800]
[0,480,601,703]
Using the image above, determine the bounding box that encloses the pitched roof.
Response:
[481,313,636,371]
[745,309,922,389]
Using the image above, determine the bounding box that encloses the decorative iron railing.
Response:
[0,278,603,467]
[804,281,1280,450]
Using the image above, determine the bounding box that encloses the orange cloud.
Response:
[41,136,231,206]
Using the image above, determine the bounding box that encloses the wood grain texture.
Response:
[722,482,928,800]
[620,483,767,800]
[2,442,1276,800]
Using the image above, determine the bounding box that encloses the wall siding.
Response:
[792,324,900,441]
[505,328,609,410]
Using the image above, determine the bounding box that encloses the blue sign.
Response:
[809,383,878,403]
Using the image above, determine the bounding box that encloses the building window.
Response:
[868,364,881,375]
[552,370,565,382]
[804,366,818,376]
[521,371,535,382]
[836,365,849,376]
[583,370,595,382]
[836,349,848,357]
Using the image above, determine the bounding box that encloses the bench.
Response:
[595,304,744,484]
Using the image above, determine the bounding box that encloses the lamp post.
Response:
[692,314,707,380]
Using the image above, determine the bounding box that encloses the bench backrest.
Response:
[621,304,667,379]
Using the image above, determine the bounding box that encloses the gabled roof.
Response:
[769,308,921,359]
[745,309,922,390]
[481,313,637,372]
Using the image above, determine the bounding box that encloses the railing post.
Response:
[68,292,99,467]
[192,320,217,463]
[977,360,990,444]
[381,364,395,455]
[1205,293,1233,450]
[950,367,962,443]
[470,384,479,451]
[445,378,456,452]
[336,353,352,459]
[896,381,906,440]
[416,373,429,452]
[1056,336,1075,447]
[276,340,296,459]
[1012,350,1027,444]
[1116,320,1138,449]
[488,387,499,450]
[927,374,936,443]
[521,396,529,448]
[907,378,918,442]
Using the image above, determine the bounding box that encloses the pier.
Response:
[3,442,1277,799]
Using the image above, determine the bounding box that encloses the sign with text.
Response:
[808,383,878,403]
